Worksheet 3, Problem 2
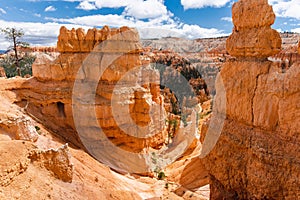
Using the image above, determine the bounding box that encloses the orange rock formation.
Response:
[5,25,202,175]
[202,0,300,199]
[57,26,141,53]
[0,67,6,78]
[19,26,167,156]
[226,0,281,58]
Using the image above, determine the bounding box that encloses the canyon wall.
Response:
[202,0,300,199]
[15,26,167,155]
[12,25,203,174]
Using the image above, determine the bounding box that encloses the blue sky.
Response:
[0,0,300,49]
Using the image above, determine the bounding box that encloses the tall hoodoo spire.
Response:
[226,0,281,58]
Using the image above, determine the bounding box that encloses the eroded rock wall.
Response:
[16,26,167,153]
[202,0,300,199]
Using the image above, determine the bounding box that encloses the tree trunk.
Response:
[12,29,21,77]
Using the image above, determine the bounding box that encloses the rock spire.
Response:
[226,0,281,58]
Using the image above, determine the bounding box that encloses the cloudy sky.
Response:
[0,0,299,49]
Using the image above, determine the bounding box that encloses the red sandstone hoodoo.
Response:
[202,0,300,199]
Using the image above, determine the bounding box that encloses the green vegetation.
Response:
[151,152,158,165]
[165,183,169,189]
[0,27,35,77]
[181,114,188,127]
[170,97,180,115]
[153,166,166,180]
[200,110,212,119]
[158,171,166,180]
[0,54,35,77]
[166,119,178,144]
[34,125,41,135]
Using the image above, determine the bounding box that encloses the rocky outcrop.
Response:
[29,144,73,182]
[226,0,281,58]
[270,52,300,71]
[57,26,141,53]
[142,32,299,96]
[0,96,39,142]
[0,84,197,199]
[142,37,227,54]
[5,25,204,175]
[0,141,73,187]
[17,46,57,53]
[202,0,300,199]
[0,67,6,78]
[144,50,210,113]
[15,26,168,155]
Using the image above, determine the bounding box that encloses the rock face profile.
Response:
[226,0,281,58]
[202,0,300,199]
[4,24,206,175]
[29,144,73,182]
[0,141,73,187]
[20,26,168,156]
[13,25,205,175]
[0,95,39,142]
[57,26,140,53]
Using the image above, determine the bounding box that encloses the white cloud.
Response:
[123,0,168,19]
[0,8,7,14]
[269,0,300,20]
[44,5,56,12]
[34,13,41,17]
[76,1,97,10]
[177,24,225,39]
[0,20,91,49]
[0,0,229,49]
[74,0,169,20]
[46,14,135,27]
[181,0,232,9]
[94,0,129,9]
[221,17,232,22]
[291,27,300,33]
[0,39,10,50]
[0,9,227,49]
[47,13,226,39]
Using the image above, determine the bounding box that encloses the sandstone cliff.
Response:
[201,0,300,199]
[5,25,204,176]
[18,26,166,154]
[142,32,299,96]
[0,86,182,199]
[0,25,210,198]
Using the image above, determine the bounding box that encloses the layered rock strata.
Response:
[0,95,39,142]
[0,141,73,187]
[226,0,281,58]
[142,50,210,125]
[202,0,300,199]
[16,26,167,154]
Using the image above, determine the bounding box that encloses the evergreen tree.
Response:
[1,27,29,76]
